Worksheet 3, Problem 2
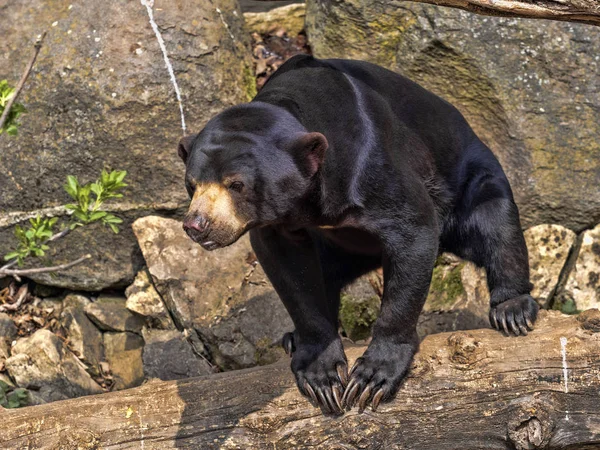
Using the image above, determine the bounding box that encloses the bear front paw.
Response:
[342,340,414,412]
[292,336,348,415]
[489,294,539,336]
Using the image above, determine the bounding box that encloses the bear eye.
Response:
[228,181,244,193]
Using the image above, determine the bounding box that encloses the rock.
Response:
[199,291,294,370]
[63,293,92,310]
[557,224,600,313]
[0,313,18,365]
[5,329,103,402]
[132,216,272,330]
[125,270,174,330]
[418,254,490,339]
[84,295,145,333]
[0,312,18,342]
[244,3,306,35]
[103,332,144,390]
[133,215,297,371]
[142,329,212,380]
[339,274,381,341]
[0,0,254,290]
[525,224,577,307]
[306,0,600,231]
[60,302,104,374]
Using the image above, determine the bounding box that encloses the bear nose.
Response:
[183,215,209,236]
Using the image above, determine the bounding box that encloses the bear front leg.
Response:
[250,227,348,415]
[343,225,438,412]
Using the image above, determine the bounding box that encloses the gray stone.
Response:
[132,216,273,330]
[142,329,212,381]
[5,329,103,402]
[125,270,174,330]
[558,224,600,312]
[84,295,145,333]
[0,313,17,365]
[63,293,91,310]
[199,291,293,370]
[525,224,577,307]
[306,0,600,231]
[103,332,144,390]
[0,312,18,342]
[60,303,104,374]
[418,255,490,339]
[0,0,255,290]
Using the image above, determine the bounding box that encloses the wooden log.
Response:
[375,0,600,26]
[1,310,599,449]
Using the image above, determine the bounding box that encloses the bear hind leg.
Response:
[446,174,539,336]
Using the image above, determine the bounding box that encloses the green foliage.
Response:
[0,380,29,409]
[0,80,27,136]
[4,216,58,267]
[3,170,127,266]
[64,169,127,233]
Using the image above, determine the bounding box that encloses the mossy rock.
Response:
[427,261,466,311]
[339,294,380,342]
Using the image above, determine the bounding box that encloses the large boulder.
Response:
[0,0,255,290]
[306,0,600,232]
[132,216,274,330]
[133,215,294,370]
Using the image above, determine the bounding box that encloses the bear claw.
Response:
[489,294,538,336]
[282,332,295,357]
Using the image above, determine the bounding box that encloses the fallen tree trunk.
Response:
[407,0,600,26]
[1,310,599,449]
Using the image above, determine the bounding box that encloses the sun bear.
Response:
[178,55,538,415]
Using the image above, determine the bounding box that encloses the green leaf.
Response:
[103,214,123,224]
[114,170,127,184]
[108,223,119,234]
[89,211,107,222]
[65,203,78,211]
[4,252,19,261]
[64,175,79,200]
[73,210,89,222]
[90,182,102,198]
[48,217,59,227]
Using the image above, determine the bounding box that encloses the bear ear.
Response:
[178,134,196,164]
[292,132,328,177]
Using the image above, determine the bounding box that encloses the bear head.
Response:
[179,102,328,250]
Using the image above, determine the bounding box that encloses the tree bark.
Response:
[396,0,600,26]
[1,310,599,449]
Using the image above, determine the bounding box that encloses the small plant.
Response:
[2,169,127,273]
[4,217,58,267]
[0,380,29,409]
[0,80,26,136]
[64,169,127,233]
